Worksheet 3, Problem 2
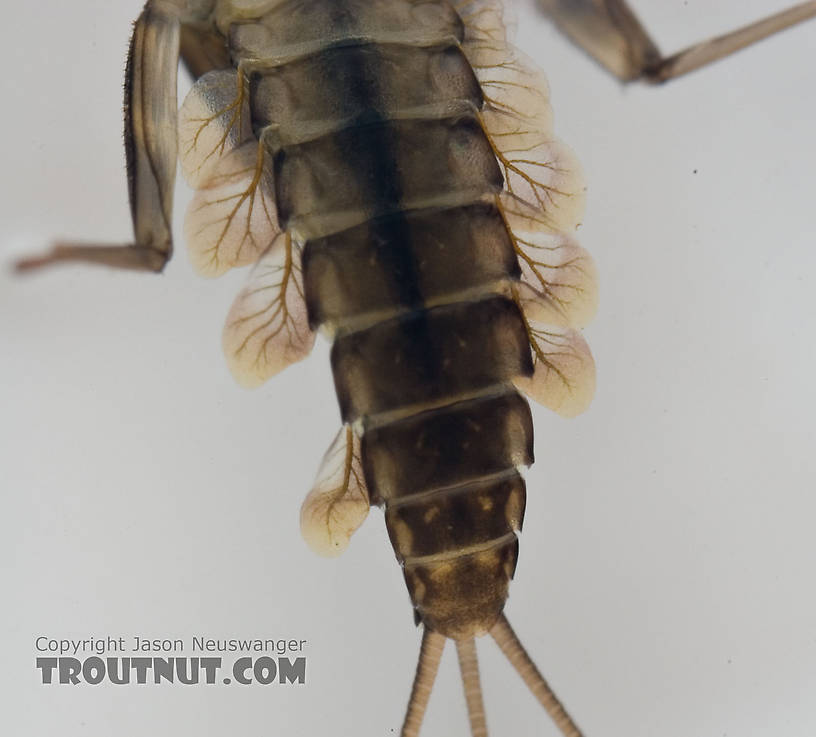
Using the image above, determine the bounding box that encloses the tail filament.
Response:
[489,614,585,737]
[401,628,446,737]
[455,638,488,737]
[400,617,584,737]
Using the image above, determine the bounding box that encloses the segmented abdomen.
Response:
[256,0,530,638]
[181,0,597,639]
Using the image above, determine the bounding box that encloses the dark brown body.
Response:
[21,1,812,733]
[235,0,535,638]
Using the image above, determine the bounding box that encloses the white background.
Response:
[1,1,815,736]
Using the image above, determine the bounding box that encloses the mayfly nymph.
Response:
[17,0,816,735]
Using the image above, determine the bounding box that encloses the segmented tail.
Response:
[401,629,446,737]
[491,616,584,737]
[401,616,584,737]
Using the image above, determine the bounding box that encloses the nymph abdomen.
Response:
[241,1,537,637]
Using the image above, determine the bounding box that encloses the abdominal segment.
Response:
[181,0,597,637]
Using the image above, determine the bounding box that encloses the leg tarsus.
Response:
[14,242,168,274]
